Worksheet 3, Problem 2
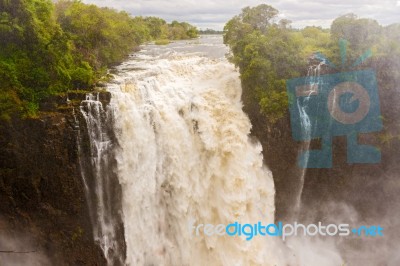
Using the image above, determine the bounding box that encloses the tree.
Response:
[0,0,200,118]
[143,17,166,39]
[0,0,73,117]
[240,4,279,32]
[330,13,382,65]
[224,4,303,123]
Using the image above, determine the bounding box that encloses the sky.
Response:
[81,0,400,30]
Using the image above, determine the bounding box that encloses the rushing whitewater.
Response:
[107,36,278,265]
[80,36,344,266]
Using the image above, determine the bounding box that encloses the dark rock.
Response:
[0,105,107,265]
[97,91,112,105]
[67,91,90,101]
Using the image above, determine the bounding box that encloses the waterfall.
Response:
[293,62,324,217]
[79,93,125,265]
[78,37,342,266]
[106,45,281,265]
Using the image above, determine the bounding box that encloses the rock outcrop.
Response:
[0,92,111,265]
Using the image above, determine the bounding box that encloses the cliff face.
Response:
[243,57,400,225]
[0,94,106,265]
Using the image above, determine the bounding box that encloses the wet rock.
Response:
[0,101,107,265]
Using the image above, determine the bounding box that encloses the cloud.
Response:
[81,0,400,30]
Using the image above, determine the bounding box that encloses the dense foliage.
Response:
[224,5,400,123]
[0,0,198,119]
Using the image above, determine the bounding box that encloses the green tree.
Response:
[0,0,73,117]
[224,4,303,122]
[240,4,278,32]
[330,14,382,65]
[143,16,166,39]
[0,0,200,118]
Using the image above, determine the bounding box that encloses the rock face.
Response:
[242,57,400,264]
[0,92,110,265]
[243,57,400,226]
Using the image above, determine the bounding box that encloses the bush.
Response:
[155,39,170,45]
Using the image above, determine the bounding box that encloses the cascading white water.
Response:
[105,37,283,265]
[79,94,125,265]
[80,36,344,266]
[293,62,324,217]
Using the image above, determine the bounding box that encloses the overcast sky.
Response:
[82,0,400,30]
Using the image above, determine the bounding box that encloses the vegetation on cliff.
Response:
[223,5,400,222]
[0,0,198,120]
[223,4,400,123]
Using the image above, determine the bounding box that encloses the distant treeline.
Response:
[0,0,198,119]
[223,4,400,123]
[199,29,223,35]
